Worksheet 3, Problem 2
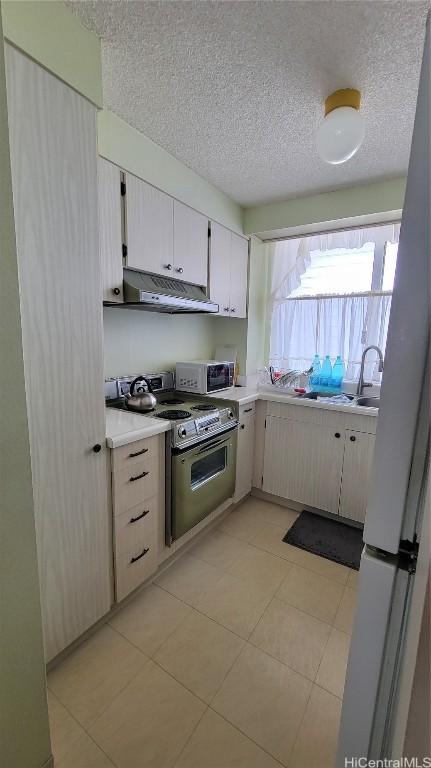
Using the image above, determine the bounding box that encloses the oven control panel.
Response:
[172,406,237,449]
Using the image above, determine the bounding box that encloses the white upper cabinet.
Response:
[98,158,123,302]
[125,174,209,286]
[229,232,248,317]
[173,200,208,286]
[209,221,231,315]
[126,173,174,277]
[209,222,248,317]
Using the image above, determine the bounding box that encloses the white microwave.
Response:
[175,360,235,394]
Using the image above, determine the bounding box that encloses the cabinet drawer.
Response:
[112,460,157,515]
[114,497,157,556]
[115,540,157,602]
[239,402,256,419]
[112,435,159,472]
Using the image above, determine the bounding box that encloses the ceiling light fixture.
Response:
[316,88,365,165]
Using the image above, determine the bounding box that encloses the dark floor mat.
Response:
[283,511,363,570]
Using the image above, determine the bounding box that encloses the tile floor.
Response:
[47,496,358,768]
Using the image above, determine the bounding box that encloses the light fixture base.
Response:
[324,88,361,116]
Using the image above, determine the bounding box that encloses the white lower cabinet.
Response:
[110,434,164,602]
[261,403,376,523]
[235,403,256,501]
[339,430,375,523]
[263,415,345,514]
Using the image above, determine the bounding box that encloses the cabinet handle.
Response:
[230,307,236,312]
[334,433,341,439]
[243,408,253,413]
[240,424,245,430]
[129,446,148,458]
[130,547,149,564]
[129,470,149,482]
[350,435,356,442]
[223,307,230,312]
[93,443,102,452]
[130,509,150,524]
[113,287,121,296]
[164,263,172,270]
[176,267,184,274]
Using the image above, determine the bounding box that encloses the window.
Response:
[289,243,376,297]
[267,224,400,382]
[382,242,398,291]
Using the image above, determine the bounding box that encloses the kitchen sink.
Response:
[298,392,380,408]
[300,392,355,401]
[356,396,380,408]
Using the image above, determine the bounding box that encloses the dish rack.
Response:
[260,367,312,392]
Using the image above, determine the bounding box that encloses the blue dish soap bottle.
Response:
[320,356,333,392]
[330,356,345,394]
[310,355,321,391]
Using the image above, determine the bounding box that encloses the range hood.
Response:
[107,268,219,314]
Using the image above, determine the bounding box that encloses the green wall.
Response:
[98,110,243,233]
[245,237,269,374]
[1,0,102,106]
[243,178,406,235]
[104,309,216,376]
[0,13,52,768]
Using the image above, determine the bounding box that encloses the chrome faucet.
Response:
[356,346,384,396]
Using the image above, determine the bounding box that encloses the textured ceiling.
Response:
[68,0,428,206]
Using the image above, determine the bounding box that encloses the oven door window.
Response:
[207,364,231,392]
[191,446,226,490]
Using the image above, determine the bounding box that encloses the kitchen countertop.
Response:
[210,385,379,417]
[106,407,171,448]
[106,384,378,448]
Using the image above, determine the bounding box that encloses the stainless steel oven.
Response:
[168,426,237,542]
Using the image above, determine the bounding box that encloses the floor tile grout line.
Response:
[154,580,271,643]
[171,704,210,768]
[246,633,326,687]
[283,675,315,768]
[49,647,150,742]
[218,518,351,586]
[206,705,290,768]
[108,596,193,660]
[47,689,119,768]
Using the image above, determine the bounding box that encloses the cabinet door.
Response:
[339,431,375,523]
[263,416,345,514]
[6,46,111,661]
[125,173,174,276]
[173,200,208,286]
[209,221,231,316]
[235,408,256,501]
[98,158,123,302]
[229,233,248,318]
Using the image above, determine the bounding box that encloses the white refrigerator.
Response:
[337,11,430,764]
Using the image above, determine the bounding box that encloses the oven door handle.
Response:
[196,437,228,454]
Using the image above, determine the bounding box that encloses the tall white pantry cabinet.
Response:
[5,46,111,661]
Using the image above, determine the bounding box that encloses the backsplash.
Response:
[103,307,215,376]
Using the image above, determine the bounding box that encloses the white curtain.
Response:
[267,224,400,382]
[270,294,392,381]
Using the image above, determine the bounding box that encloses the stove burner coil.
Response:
[156,410,192,420]
[191,404,218,411]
